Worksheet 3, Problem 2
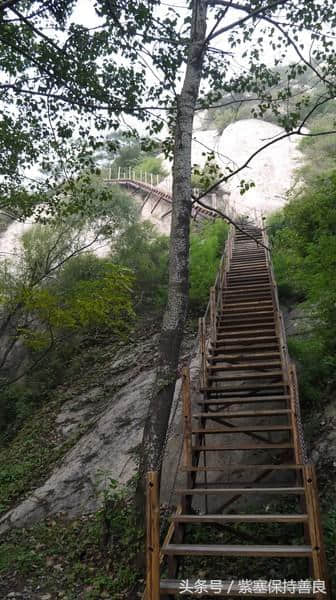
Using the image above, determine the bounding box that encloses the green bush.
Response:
[114,221,169,309]
[189,219,229,311]
[269,170,336,407]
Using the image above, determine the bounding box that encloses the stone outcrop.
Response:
[0,321,199,533]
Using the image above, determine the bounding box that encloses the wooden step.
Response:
[192,442,293,451]
[223,293,272,301]
[219,312,275,321]
[208,370,283,381]
[176,487,304,495]
[172,514,308,523]
[216,332,277,341]
[192,424,291,434]
[228,278,269,284]
[214,336,278,345]
[198,395,289,404]
[208,361,281,370]
[229,265,266,272]
[231,255,265,261]
[217,324,275,333]
[203,385,286,395]
[230,263,266,270]
[222,300,273,308]
[162,543,311,557]
[224,283,271,291]
[219,313,275,322]
[228,273,268,278]
[212,343,280,353]
[181,463,303,471]
[209,352,281,362]
[193,408,291,418]
[224,288,271,294]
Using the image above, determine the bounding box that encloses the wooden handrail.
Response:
[182,367,192,469]
[303,464,330,598]
[262,226,306,466]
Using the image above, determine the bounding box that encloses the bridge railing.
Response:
[105,169,242,222]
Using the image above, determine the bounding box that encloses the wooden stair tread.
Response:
[217,324,276,332]
[162,543,312,557]
[180,464,304,471]
[192,442,293,450]
[208,361,281,370]
[208,371,283,380]
[203,383,286,392]
[176,487,304,495]
[172,514,308,523]
[193,409,291,418]
[217,329,277,338]
[214,335,278,343]
[209,352,281,361]
[219,314,275,321]
[192,424,291,433]
[212,344,280,352]
[223,300,273,310]
[198,395,289,404]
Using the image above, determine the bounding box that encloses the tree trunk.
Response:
[136,0,208,509]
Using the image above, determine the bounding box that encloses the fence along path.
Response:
[106,170,241,223]
[146,223,330,599]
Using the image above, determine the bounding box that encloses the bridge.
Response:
[105,171,243,234]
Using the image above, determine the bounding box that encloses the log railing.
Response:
[200,224,234,390]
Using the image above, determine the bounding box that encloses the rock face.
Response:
[160,118,303,223]
[0,322,199,533]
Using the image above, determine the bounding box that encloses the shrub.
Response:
[189,219,229,311]
[114,221,169,309]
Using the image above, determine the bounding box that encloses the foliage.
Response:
[105,140,167,181]
[0,487,143,599]
[0,393,80,514]
[297,113,336,185]
[189,219,229,311]
[1,2,336,216]
[114,221,169,309]
[192,155,223,191]
[269,170,336,405]
[114,219,229,312]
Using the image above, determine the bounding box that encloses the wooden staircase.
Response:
[146,224,330,599]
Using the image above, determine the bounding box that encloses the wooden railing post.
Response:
[303,464,330,599]
[146,471,160,600]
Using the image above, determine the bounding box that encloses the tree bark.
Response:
[136,0,208,509]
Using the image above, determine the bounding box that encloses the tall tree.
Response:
[1,0,336,505]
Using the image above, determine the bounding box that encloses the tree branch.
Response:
[193,196,270,249]
[207,0,290,39]
[194,95,336,202]
[262,16,334,87]
[0,0,21,12]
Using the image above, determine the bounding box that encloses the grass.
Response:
[0,394,85,516]
[0,487,144,600]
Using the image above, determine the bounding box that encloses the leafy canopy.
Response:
[2,1,336,216]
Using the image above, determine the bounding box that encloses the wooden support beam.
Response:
[146,472,160,600]
[150,196,161,214]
